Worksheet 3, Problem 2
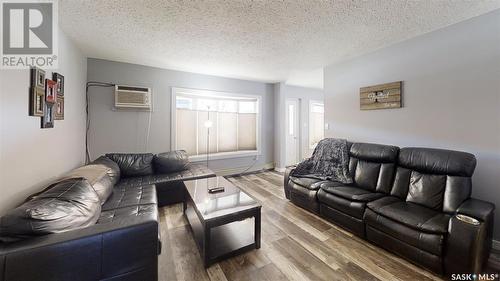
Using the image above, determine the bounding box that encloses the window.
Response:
[309,101,324,149]
[172,87,260,161]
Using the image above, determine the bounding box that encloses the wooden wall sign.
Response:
[360,81,402,110]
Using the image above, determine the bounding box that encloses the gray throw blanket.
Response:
[291,138,352,184]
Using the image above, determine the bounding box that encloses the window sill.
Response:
[189,150,259,162]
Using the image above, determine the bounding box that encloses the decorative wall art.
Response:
[31,67,45,90]
[28,68,65,128]
[41,102,54,128]
[53,73,64,96]
[29,87,45,117]
[55,96,64,120]
[29,67,46,116]
[360,81,402,110]
[45,79,57,104]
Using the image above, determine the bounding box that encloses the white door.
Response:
[285,99,300,166]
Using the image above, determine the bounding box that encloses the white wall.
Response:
[86,59,275,175]
[0,29,87,214]
[274,82,324,169]
[324,10,500,239]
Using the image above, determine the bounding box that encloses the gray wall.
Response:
[324,10,500,238]
[0,29,87,214]
[87,59,275,174]
[274,82,324,169]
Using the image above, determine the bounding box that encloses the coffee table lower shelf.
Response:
[184,200,261,267]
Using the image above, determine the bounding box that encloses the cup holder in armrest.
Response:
[456,214,480,225]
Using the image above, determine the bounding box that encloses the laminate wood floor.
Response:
[158,171,446,281]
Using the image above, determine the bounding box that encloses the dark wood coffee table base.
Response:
[183,198,261,267]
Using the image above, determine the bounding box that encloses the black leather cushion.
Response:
[365,224,443,273]
[102,185,157,211]
[0,178,100,242]
[62,164,114,204]
[392,149,475,213]
[350,142,399,163]
[92,156,121,184]
[390,167,411,199]
[348,143,399,193]
[320,203,365,236]
[443,176,472,213]
[321,184,384,202]
[289,183,321,213]
[367,197,450,234]
[398,147,476,177]
[406,171,446,210]
[317,189,366,219]
[116,163,215,188]
[154,150,189,174]
[289,176,325,190]
[353,160,381,190]
[97,204,157,224]
[364,208,446,256]
[106,153,154,178]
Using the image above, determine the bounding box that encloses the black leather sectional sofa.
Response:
[284,142,495,275]
[0,152,214,281]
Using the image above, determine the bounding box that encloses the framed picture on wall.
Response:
[55,96,64,120]
[31,67,45,90]
[41,102,54,128]
[29,87,45,117]
[45,79,57,104]
[53,73,64,96]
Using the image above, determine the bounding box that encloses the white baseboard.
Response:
[274,167,286,173]
[212,162,274,176]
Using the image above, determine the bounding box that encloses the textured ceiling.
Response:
[59,1,500,89]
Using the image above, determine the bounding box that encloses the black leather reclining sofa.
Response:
[284,142,495,275]
[0,152,215,281]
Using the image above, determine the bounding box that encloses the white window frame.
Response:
[309,100,324,149]
[171,87,262,162]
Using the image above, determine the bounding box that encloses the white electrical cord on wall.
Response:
[144,103,153,151]
[85,81,116,164]
[86,82,154,163]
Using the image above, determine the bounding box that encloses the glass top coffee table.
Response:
[183,176,262,267]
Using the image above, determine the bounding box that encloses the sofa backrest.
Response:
[390,147,476,213]
[348,142,399,193]
[105,153,154,178]
[0,178,101,242]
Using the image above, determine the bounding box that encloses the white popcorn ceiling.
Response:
[59,0,500,89]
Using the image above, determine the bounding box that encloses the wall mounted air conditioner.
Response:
[114,85,152,110]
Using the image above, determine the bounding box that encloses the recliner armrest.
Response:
[444,198,495,276]
[284,166,296,199]
[456,198,495,222]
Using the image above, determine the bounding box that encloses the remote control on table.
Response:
[208,187,225,193]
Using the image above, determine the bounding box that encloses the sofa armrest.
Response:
[444,198,495,276]
[456,198,495,222]
[284,166,296,199]
[0,211,159,281]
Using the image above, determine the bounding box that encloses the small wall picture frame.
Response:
[31,67,45,90]
[360,81,402,110]
[45,79,57,104]
[55,96,64,120]
[29,87,45,116]
[41,102,54,128]
[53,72,64,96]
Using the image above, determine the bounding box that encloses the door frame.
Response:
[285,98,301,166]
